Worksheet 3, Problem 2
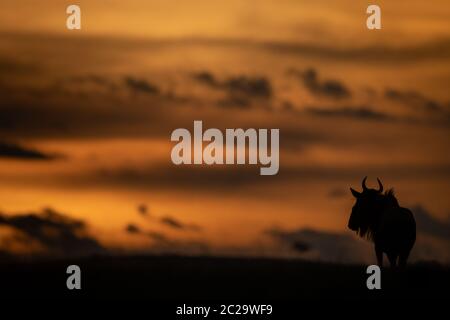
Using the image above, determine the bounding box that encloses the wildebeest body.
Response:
[348,177,416,267]
[374,207,416,267]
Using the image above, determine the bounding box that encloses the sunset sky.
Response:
[0,0,449,263]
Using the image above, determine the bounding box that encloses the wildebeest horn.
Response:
[376,178,383,193]
[362,176,368,191]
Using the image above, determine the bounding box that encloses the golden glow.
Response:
[0,0,449,258]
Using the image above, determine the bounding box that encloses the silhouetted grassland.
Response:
[0,255,448,300]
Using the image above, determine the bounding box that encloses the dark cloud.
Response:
[0,89,177,139]
[124,77,160,95]
[224,76,272,98]
[0,55,39,75]
[291,240,310,252]
[39,34,446,63]
[280,101,295,112]
[126,223,141,234]
[305,106,394,121]
[55,74,117,91]
[385,88,448,114]
[94,164,266,191]
[192,71,218,87]
[52,73,184,101]
[133,204,201,233]
[413,206,450,240]
[0,208,105,257]
[137,204,149,216]
[0,141,61,160]
[303,103,446,126]
[85,162,450,193]
[160,216,201,232]
[193,71,272,98]
[125,223,167,241]
[0,72,198,140]
[266,227,371,263]
[146,231,169,242]
[160,216,184,229]
[124,222,207,254]
[259,38,450,62]
[217,95,251,109]
[290,68,351,99]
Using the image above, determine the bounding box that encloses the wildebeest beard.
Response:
[355,189,400,241]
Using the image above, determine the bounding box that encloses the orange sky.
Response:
[1,0,450,45]
[0,1,449,263]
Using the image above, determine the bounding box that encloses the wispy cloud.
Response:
[305,106,394,121]
[160,215,201,232]
[289,68,351,99]
[0,141,61,160]
[413,205,450,240]
[385,88,449,114]
[192,71,272,104]
[124,77,160,95]
[192,71,274,109]
[266,227,372,263]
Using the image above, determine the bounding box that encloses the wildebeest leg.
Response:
[375,246,383,267]
[387,253,398,268]
[399,251,410,268]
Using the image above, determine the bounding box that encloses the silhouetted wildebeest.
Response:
[348,177,416,267]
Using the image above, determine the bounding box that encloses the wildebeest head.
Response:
[348,177,384,238]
